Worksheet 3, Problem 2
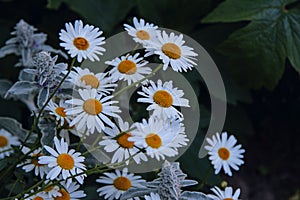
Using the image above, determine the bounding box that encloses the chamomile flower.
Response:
[208,186,241,200]
[124,17,159,45]
[56,180,87,200]
[67,67,116,95]
[96,168,145,200]
[59,20,105,62]
[0,129,20,159]
[145,31,198,72]
[65,88,121,134]
[43,181,61,198]
[99,118,148,165]
[144,193,161,200]
[130,117,183,161]
[46,99,70,127]
[24,190,49,200]
[205,132,245,176]
[137,79,189,120]
[105,53,151,86]
[18,147,49,179]
[39,136,86,185]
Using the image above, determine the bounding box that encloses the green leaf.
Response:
[47,0,136,34]
[202,0,300,89]
[137,0,211,33]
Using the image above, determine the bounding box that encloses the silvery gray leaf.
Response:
[0,117,36,143]
[18,69,36,81]
[5,81,39,98]
[38,118,56,154]
[0,44,19,58]
[180,191,214,200]
[180,180,198,187]
[0,79,13,98]
[37,87,49,108]
[120,188,155,200]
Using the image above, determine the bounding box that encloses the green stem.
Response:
[113,63,163,97]
[0,58,76,184]
[197,166,213,190]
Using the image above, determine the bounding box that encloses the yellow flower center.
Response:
[55,107,66,117]
[56,153,74,170]
[218,147,230,160]
[32,153,46,166]
[224,198,233,200]
[80,74,100,88]
[0,135,8,147]
[113,176,131,191]
[33,197,44,200]
[117,133,134,149]
[117,60,137,74]
[153,90,173,108]
[73,37,89,50]
[161,42,181,59]
[145,133,162,149]
[136,30,150,40]
[83,98,102,115]
[54,189,70,200]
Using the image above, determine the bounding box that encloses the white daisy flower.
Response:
[205,132,245,176]
[43,182,61,198]
[39,136,86,185]
[129,117,186,161]
[18,147,49,179]
[56,180,87,200]
[45,99,71,127]
[105,53,151,86]
[24,190,49,200]
[99,118,148,165]
[145,31,198,72]
[144,193,161,200]
[137,79,189,120]
[96,168,145,200]
[65,88,121,134]
[124,17,159,45]
[67,67,116,95]
[208,186,241,200]
[0,129,20,159]
[59,20,105,62]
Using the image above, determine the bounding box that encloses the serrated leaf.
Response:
[181,191,213,200]
[38,119,56,151]
[5,81,39,98]
[0,117,36,142]
[202,0,300,89]
[0,79,12,98]
[37,87,49,108]
[47,0,135,34]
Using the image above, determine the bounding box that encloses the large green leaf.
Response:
[47,0,136,35]
[202,0,300,90]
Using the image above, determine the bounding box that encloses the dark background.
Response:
[0,0,299,199]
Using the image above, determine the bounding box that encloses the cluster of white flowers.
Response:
[0,17,245,200]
